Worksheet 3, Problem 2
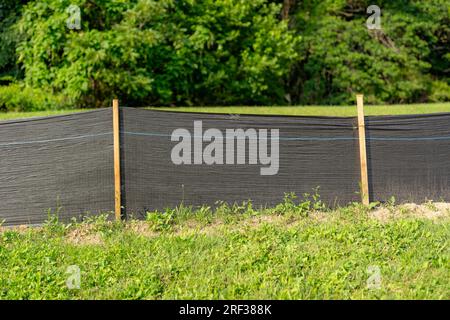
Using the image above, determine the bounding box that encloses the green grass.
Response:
[1,103,450,120]
[149,102,450,117]
[1,196,448,300]
[0,109,92,121]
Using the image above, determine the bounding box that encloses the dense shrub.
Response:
[290,0,450,105]
[0,0,449,107]
[15,0,298,107]
[0,0,29,79]
[429,81,450,102]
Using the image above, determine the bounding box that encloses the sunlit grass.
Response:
[149,102,450,117]
[2,103,450,121]
[1,197,448,299]
[0,109,93,121]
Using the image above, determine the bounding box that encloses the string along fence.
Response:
[1,101,449,225]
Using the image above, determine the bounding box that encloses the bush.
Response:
[429,81,450,102]
[0,84,73,112]
[16,0,299,107]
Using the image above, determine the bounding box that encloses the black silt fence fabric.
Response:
[120,108,361,217]
[1,107,449,226]
[366,113,450,203]
[0,109,114,226]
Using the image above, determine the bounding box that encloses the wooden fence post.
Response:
[113,99,122,220]
[356,94,370,206]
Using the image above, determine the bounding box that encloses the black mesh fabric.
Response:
[0,109,114,226]
[1,107,449,226]
[366,113,450,203]
[120,108,361,217]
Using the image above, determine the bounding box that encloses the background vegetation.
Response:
[0,0,449,110]
[1,198,448,299]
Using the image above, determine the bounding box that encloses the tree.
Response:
[0,0,29,82]
[288,0,450,105]
[7,0,450,107]
[16,0,299,107]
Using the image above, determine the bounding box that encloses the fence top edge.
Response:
[2,107,450,124]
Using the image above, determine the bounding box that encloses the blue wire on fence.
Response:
[1,131,450,147]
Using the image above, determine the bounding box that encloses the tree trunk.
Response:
[281,0,296,20]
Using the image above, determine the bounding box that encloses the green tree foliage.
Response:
[0,0,29,81]
[2,0,450,108]
[15,0,298,107]
[290,0,450,105]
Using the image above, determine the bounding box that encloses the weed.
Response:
[0,199,448,299]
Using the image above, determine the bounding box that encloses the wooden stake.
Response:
[356,94,369,206]
[113,99,122,220]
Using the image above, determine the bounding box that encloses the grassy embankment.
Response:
[0,195,449,299]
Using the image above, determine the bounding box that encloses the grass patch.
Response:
[149,102,450,117]
[1,103,450,121]
[0,109,93,121]
[0,196,448,299]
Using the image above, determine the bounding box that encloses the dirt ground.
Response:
[1,202,449,246]
[369,202,450,222]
